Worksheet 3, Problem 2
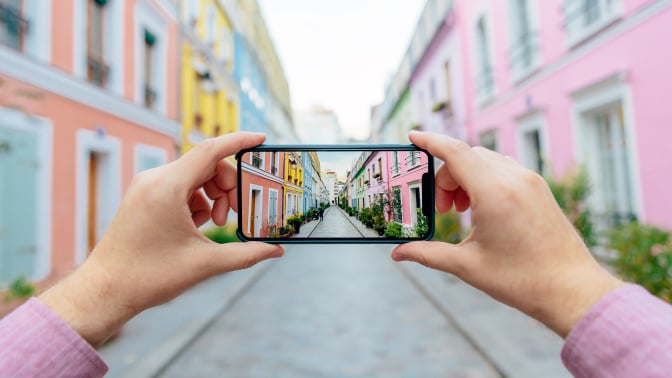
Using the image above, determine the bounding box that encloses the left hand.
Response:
[40,132,284,347]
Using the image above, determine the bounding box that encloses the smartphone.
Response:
[236,145,435,244]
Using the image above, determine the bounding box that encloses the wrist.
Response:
[543,263,624,338]
[39,261,137,347]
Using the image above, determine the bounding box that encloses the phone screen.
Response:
[237,146,434,243]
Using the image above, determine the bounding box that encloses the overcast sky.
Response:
[257,0,426,140]
[317,150,362,179]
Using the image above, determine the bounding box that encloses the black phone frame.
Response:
[236,144,435,244]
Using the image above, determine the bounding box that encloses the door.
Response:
[88,153,98,253]
[249,189,262,237]
[0,127,38,283]
[409,185,422,226]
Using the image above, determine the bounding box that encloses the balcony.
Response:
[391,163,401,176]
[0,2,29,50]
[87,55,110,88]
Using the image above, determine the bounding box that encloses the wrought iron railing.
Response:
[509,30,539,74]
[144,84,157,108]
[252,153,262,169]
[87,55,110,87]
[475,66,494,100]
[405,152,421,168]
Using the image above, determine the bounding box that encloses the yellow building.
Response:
[180,0,239,154]
[283,152,304,223]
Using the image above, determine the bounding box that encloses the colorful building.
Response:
[240,150,284,237]
[363,151,390,213]
[374,0,672,231]
[283,152,304,222]
[302,151,314,212]
[180,0,238,154]
[0,0,179,284]
[387,151,429,232]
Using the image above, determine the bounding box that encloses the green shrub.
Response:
[414,209,429,238]
[546,168,596,248]
[433,211,462,243]
[359,208,373,226]
[385,222,403,238]
[203,223,240,244]
[607,221,672,303]
[4,276,36,302]
[287,215,304,233]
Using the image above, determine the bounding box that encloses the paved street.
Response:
[100,244,569,378]
[294,206,380,239]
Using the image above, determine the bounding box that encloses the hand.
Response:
[40,132,284,347]
[392,131,622,337]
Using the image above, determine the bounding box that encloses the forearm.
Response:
[0,298,108,377]
[39,261,137,348]
[562,285,672,376]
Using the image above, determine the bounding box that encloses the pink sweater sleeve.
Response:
[562,285,672,377]
[0,298,108,378]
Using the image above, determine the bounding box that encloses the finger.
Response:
[435,188,455,213]
[203,160,238,202]
[189,190,212,227]
[200,242,285,276]
[454,188,471,212]
[391,241,474,279]
[175,132,266,189]
[212,195,230,226]
[409,131,480,190]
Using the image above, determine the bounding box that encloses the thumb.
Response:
[392,241,474,278]
[200,242,285,276]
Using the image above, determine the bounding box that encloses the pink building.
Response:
[456,0,672,230]
[0,0,180,285]
[387,150,429,232]
[363,151,389,209]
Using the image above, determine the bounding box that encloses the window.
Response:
[520,129,544,173]
[406,151,421,168]
[268,190,278,226]
[377,158,382,180]
[508,0,539,80]
[480,130,498,151]
[271,151,278,175]
[475,15,494,103]
[0,0,28,51]
[87,0,109,87]
[143,30,157,109]
[251,151,263,169]
[391,151,401,175]
[193,71,202,129]
[392,186,402,223]
[585,105,636,227]
[564,0,622,46]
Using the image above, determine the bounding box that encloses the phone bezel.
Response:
[235,144,435,244]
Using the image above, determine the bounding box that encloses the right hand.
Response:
[392,131,622,337]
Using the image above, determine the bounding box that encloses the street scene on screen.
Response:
[239,150,430,239]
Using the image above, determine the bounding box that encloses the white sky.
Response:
[258,0,426,140]
[317,150,362,179]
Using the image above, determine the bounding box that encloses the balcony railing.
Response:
[406,152,421,168]
[144,84,157,108]
[87,55,110,88]
[509,30,539,76]
[391,163,401,176]
[475,66,494,101]
[252,153,262,169]
[0,2,29,50]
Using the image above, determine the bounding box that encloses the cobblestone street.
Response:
[293,206,380,239]
[100,245,569,378]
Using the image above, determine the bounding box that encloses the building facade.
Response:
[373,0,672,231]
[0,0,179,284]
[240,150,284,237]
[180,0,238,154]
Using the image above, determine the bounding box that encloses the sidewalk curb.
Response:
[101,262,277,378]
[394,260,570,378]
